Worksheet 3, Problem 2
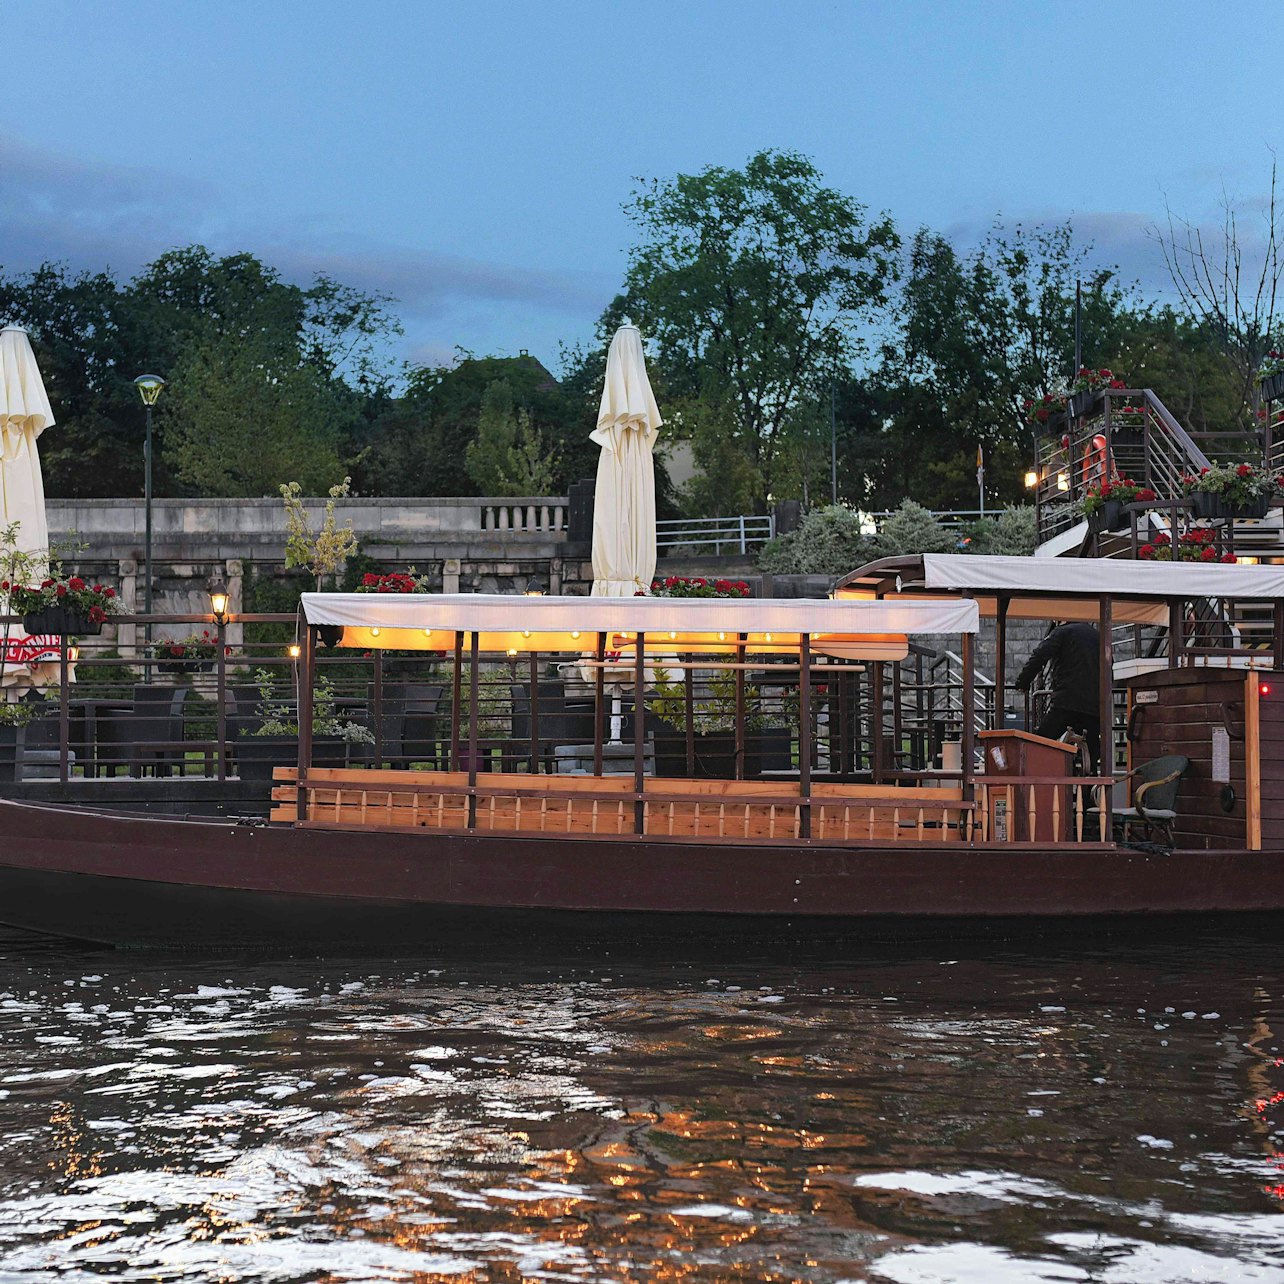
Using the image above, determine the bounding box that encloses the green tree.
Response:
[621,149,900,512]
[464,379,561,495]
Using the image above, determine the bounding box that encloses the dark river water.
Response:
[0,927,1283,1282]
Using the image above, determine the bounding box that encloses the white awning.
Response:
[300,592,978,654]
[834,554,1284,626]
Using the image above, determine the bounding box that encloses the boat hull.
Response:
[5,797,1284,948]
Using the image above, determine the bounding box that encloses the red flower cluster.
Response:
[1074,367,1128,393]
[8,575,121,624]
[1023,391,1068,425]
[1139,529,1236,563]
[357,572,426,594]
[643,576,751,599]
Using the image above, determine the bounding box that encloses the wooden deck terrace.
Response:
[270,766,1112,847]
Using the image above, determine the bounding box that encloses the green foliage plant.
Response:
[464,379,562,496]
[280,478,359,590]
[757,505,871,575]
[245,668,373,745]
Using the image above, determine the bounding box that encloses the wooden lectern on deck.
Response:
[979,729,1079,842]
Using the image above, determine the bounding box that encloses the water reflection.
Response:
[0,931,1280,1280]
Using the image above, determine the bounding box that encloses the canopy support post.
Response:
[799,635,812,839]
[593,632,605,776]
[467,631,479,829]
[1274,602,1284,671]
[1168,599,1182,670]
[995,594,1009,729]
[372,648,384,768]
[634,632,646,834]
[1099,597,1113,811]
[734,633,746,779]
[450,630,463,771]
[960,622,975,811]
[529,651,541,775]
[684,653,695,776]
[297,619,315,824]
[871,662,885,785]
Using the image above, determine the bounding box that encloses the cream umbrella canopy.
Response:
[590,323,662,597]
[0,326,53,557]
[0,326,55,695]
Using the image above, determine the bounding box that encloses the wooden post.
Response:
[799,634,812,839]
[1099,596,1114,837]
[450,630,463,771]
[1168,599,1183,669]
[593,631,604,776]
[683,653,695,776]
[372,648,384,768]
[634,632,646,834]
[529,651,541,775]
[58,632,69,784]
[734,633,746,780]
[960,626,975,805]
[995,594,1009,728]
[298,620,316,824]
[215,618,227,783]
[871,661,885,785]
[467,631,479,828]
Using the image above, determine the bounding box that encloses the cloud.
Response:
[0,135,614,340]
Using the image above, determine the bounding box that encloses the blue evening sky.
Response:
[2,0,1278,377]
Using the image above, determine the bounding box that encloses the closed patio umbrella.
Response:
[0,326,56,695]
[590,322,662,597]
[0,326,54,557]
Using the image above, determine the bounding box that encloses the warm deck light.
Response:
[423,629,432,638]
[764,633,773,643]
[571,630,581,639]
[209,583,230,625]
[1057,471,1069,492]
[288,643,301,659]
[507,647,518,657]
[370,627,381,637]
[1024,468,1040,489]
[717,632,727,642]
[522,630,531,638]
[524,576,547,596]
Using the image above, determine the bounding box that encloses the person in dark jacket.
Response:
[1014,621,1101,767]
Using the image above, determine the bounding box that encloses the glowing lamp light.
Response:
[422,629,432,638]
[209,583,230,625]
[507,647,518,657]
[288,644,301,659]
[1262,682,1273,697]
[1024,468,1040,490]
[1056,471,1070,492]
[370,627,381,637]
[570,630,581,640]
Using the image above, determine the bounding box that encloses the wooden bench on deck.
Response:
[270,766,971,844]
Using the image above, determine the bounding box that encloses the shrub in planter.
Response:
[10,575,121,636]
[1080,474,1155,532]
[146,629,229,674]
[1181,463,1279,519]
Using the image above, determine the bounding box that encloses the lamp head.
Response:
[133,374,166,406]
[288,643,302,660]
[1024,468,1040,490]
[524,576,548,596]
[209,583,230,624]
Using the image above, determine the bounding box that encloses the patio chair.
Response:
[369,682,443,768]
[98,686,192,778]
[1113,754,1189,847]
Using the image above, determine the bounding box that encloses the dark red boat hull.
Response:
[4,797,1284,948]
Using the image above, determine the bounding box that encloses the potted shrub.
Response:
[0,695,53,784]
[1181,463,1277,520]
[1080,474,1155,533]
[649,668,773,779]
[236,668,374,785]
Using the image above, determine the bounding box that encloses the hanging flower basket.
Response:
[21,605,102,637]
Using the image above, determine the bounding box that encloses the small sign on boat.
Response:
[1212,726,1231,784]
[1135,690,1159,705]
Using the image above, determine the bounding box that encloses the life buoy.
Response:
[1085,434,1108,489]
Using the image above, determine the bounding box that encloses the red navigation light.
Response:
[1262,682,1273,697]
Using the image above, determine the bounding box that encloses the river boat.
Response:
[5,555,1284,948]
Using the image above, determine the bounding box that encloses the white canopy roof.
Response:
[301,592,978,639]
[835,554,1284,626]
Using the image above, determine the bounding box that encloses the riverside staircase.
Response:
[1032,383,1284,655]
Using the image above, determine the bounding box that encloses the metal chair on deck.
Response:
[1113,755,1189,846]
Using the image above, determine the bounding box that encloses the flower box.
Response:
[1262,371,1284,403]
[1087,499,1127,534]
[652,724,763,780]
[235,733,352,786]
[21,606,102,637]
[157,659,214,676]
[1192,491,1270,521]
[1068,389,1099,419]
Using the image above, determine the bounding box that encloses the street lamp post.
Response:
[134,375,166,671]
